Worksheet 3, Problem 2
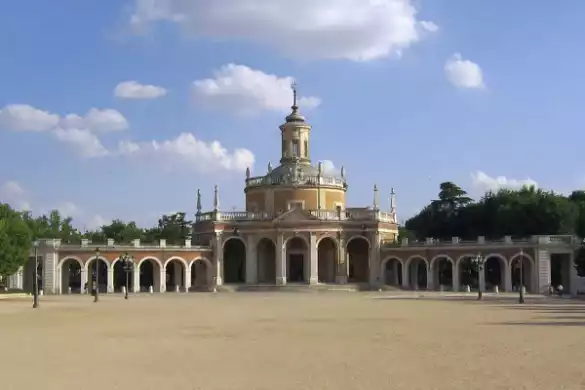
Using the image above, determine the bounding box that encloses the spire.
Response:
[390,187,396,212]
[213,185,219,211]
[373,184,379,210]
[291,80,298,111]
[196,189,202,215]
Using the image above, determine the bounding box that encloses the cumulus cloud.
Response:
[445,53,485,89]
[319,160,340,175]
[0,180,31,210]
[60,108,129,132]
[192,64,321,116]
[471,171,538,193]
[53,128,109,158]
[114,81,168,99]
[130,0,437,61]
[0,104,60,131]
[118,132,255,174]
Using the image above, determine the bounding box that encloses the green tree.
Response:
[0,204,32,283]
[157,212,192,245]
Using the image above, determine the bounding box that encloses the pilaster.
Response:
[276,233,286,285]
[478,267,486,294]
[426,267,433,290]
[369,232,380,288]
[537,248,551,294]
[133,266,140,293]
[452,262,459,292]
[336,235,347,284]
[107,268,114,293]
[504,263,513,292]
[213,232,223,286]
[246,235,258,284]
[309,233,318,284]
[401,263,409,289]
[159,269,166,292]
[185,265,192,292]
[43,252,57,294]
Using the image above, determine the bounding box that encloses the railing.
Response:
[245,173,346,189]
[196,209,397,223]
[35,238,212,251]
[383,235,579,248]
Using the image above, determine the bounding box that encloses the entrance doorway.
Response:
[288,254,304,282]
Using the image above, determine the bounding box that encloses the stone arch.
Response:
[189,257,213,290]
[381,256,404,287]
[165,256,187,292]
[223,237,246,283]
[317,234,339,247]
[59,256,83,294]
[111,256,137,293]
[456,254,480,291]
[509,251,536,293]
[222,236,248,250]
[484,254,507,291]
[286,236,309,283]
[430,255,455,291]
[346,236,370,283]
[284,234,310,248]
[406,255,428,290]
[346,235,371,249]
[257,238,276,284]
[85,256,109,294]
[137,256,162,292]
[317,236,337,283]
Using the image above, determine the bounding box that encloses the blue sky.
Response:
[1,0,585,229]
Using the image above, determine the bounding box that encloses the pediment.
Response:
[273,207,317,223]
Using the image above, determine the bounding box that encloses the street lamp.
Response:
[119,252,134,300]
[518,248,525,304]
[94,247,100,303]
[471,253,486,300]
[32,240,39,309]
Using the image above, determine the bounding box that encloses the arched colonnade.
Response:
[57,255,213,294]
[381,251,538,293]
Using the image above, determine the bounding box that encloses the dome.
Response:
[285,107,306,123]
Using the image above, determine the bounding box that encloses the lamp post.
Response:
[94,247,100,303]
[518,248,525,304]
[32,240,39,309]
[119,252,134,300]
[471,253,486,300]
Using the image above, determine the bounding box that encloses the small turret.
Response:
[373,184,379,211]
[213,185,219,212]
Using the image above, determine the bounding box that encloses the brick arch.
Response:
[381,256,405,270]
[58,256,84,269]
[509,251,535,266]
[164,256,188,269]
[430,254,455,270]
[189,256,213,269]
[137,256,163,270]
[84,256,110,272]
[405,255,429,269]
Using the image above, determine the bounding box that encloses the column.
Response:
[426,267,433,290]
[369,233,380,288]
[213,233,223,286]
[246,235,258,284]
[336,235,347,284]
[504,261,512,292]
[309,233,318,284]
[276,233,286,285]
[133,265,140,293]
[107,267,114,293]
[43,252,57,294]
[159,269,166,292]
[401,262,409,289]
[184,265,192,292]
[569,251,578,295]
[80,269,87,294]
[452,262,459,292]
[537,249,551,294]
[16,267,23,290]
[478,266,485,294]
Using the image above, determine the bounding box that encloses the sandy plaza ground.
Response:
[1,292,585,390]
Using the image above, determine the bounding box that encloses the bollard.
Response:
[121,286,126,295]
[148,286,153,294]
[175,285,180,293]
[39,289,44,296]
[465,285,471,293]
[68,287,72,294]
[493,285,499,294]
[521,286,526,295]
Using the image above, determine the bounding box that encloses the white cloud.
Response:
[0,104,60,131]
[118,132,255,174]
[445,53,485,89]
[53,128,109,158]
[114,81,168,99]
[192,64,321,116]
[86,214,107,230]
[61,108,129,132]
[320,160,339,175]
[471,171,538,193]
[130,0,437,61]
[0,181,31,210]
